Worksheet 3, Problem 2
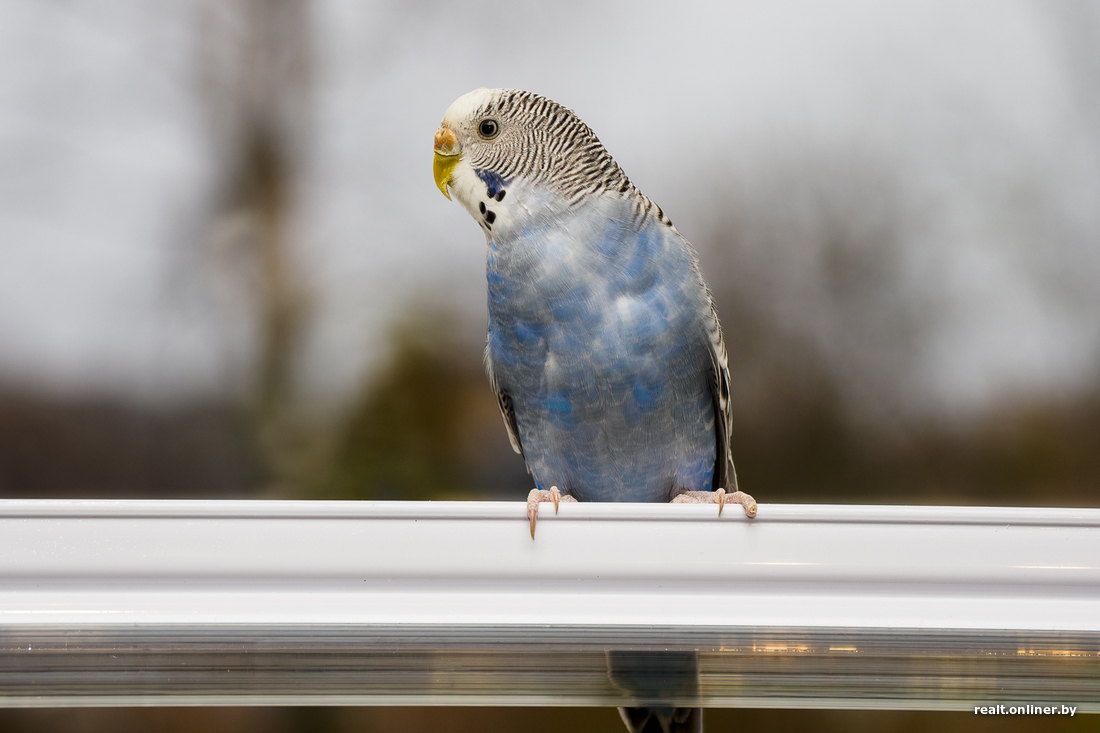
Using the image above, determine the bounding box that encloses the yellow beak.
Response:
[433,127,460,200]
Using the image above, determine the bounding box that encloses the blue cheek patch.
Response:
[475,169,508,199]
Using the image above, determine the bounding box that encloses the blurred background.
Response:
[1,0,1098,730]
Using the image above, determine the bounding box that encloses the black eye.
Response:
[478,119,499,139]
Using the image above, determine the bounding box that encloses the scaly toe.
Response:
[729,490,757,518]
[525,488,578,539]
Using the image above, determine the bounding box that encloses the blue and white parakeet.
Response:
[433,88,755,530]
[433,86,756,733]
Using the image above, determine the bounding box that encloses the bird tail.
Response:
[608,650,702,733]
[618,706,702,733]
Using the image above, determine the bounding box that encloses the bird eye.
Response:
[478,119,499,139]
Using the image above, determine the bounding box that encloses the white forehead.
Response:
[440,88,502,128]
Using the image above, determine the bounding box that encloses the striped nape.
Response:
[465,89,673,228]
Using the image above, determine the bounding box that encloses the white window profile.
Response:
[0,500,1097,710]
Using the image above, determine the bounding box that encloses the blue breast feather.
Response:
[486,195,717,503]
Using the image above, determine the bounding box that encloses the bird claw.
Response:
[671,488,757,518]
[724,488,758,518]
[526,486,577,539]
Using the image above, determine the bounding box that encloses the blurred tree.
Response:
[0,391,260,498]
[198,0,313,492]
[698,150,1100,507]
[326,314,530,501]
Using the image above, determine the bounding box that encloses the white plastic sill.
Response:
[0,500,1096,709]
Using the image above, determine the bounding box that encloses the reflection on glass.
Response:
[1,626,1096,710]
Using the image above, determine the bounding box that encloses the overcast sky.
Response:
[1,0,1098,417]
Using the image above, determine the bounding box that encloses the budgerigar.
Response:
[432,88,756,733]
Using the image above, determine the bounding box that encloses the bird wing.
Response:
[485,344,525,457]
[703,295,737,492]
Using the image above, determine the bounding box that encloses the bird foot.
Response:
[526,486,577,539]
[671,488,757,518]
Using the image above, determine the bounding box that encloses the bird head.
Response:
[433,88,633,230]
